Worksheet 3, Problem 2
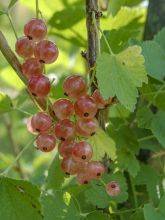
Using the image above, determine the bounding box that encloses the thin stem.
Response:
[98,26,114,55]
[138,135,155,142]
[6,12,18,40]
[36,0,39,19]
[14,107,32,116]
[1,137,36,177]
[110,207,141,215]
[128,174,138,208]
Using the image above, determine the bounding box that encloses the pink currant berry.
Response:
[92,89,113,109]
[76,117,99,137]
[61,157,77,175]
[52,99,74,120]
[63,75,87,98]
[72,141,93,162]
[87,161,105,179]
[15,36,34,59]
[54,119,75,141]
[58,141,74,158]
[28,75,51,97]
[74,95,97,118]
[76,171,92,185]
[34,40,59,64]
[36,134,56,152]
[21,58,43,79]
[31,112,52,133]
[106,181,121,197]
[24,18,47,41]
[26,117,37,134]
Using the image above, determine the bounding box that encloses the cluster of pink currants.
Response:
[27,75,115,184]
[15,18,59,97]
[15,18,120,190]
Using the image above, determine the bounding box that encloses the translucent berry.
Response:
[21,58,43,79]
[63,75,87,98]
[76,117,99,137]
[36,134,56,152]
[106,181,121,197]
[77,171,92,185]
[52,99,74,120]
[31,112,52,133]
[54,119,75,141]
[61,157,77,175]
[87,161,105,179]
[28,75,51,97]
[76,161,88,173]
[58,141,74,158]
[26,117,37,134]
[72,141,93,162]
[15,36,34,59]
[34,40,59,64]
[92,89,113,109]
[74,95,97,118]
[24,18,47,41]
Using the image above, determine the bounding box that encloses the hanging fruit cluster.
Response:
[15,18,58,97]
[15,18,119,191]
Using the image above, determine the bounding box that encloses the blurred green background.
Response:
[0,0,147,184]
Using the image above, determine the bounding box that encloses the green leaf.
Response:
[8,0,18,10]
[108,125,140,176]
[108,0,125,16]
[85,173,128,208]
[130,210,145,220]
[151,111,165,147]
[108,0,143,16]
[142,41,165,81]
[135,163,160,205]
[88,128,116,161]
[118,151,140,177]
[154,27,165,52]
[101,29,140,54]
[108,125,139,154]
[0,92,13,114]
[44,154,67,189]
[136,106,154,129]
[144,204,164,220]
[49,6,85,30]
[85,211,111,220]
[0,177,42,220]
[96,46,147,111]
[141,82,165,111]
[41,190,81,220]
